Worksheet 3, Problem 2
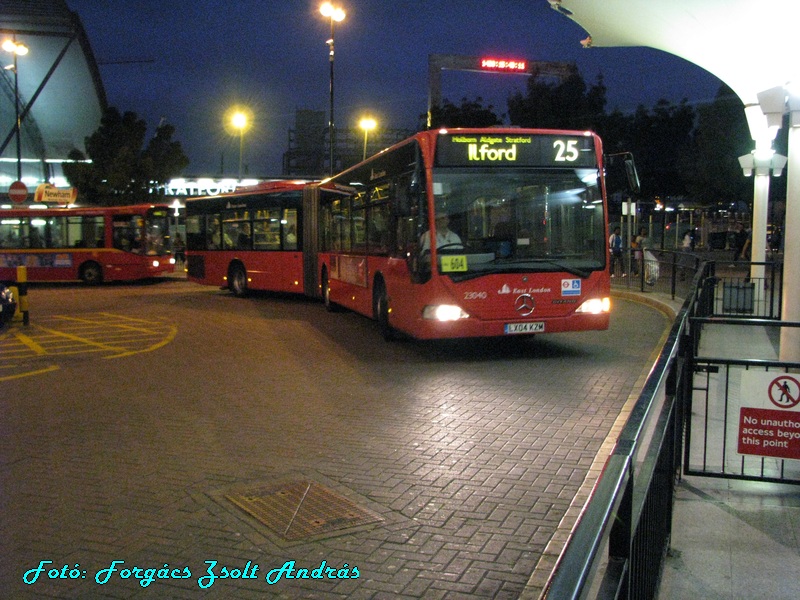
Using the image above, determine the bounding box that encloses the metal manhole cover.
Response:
[225,480,383,541]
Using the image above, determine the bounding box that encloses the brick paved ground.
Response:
[0,281,668,598]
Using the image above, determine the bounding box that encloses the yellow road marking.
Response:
[99,312,164,325]
[0,364,60,381]
[1,313,177,378]
[34,325,127,352]
[11,330,48,355]
[106,325,178,358]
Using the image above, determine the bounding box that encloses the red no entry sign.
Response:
[8,180,28,204]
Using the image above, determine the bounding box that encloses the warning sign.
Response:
[768,376,800,408]
[738,371,800,460]
[738,408,800,459]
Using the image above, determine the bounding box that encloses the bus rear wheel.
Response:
[374,280,394,341]
[80,261,103,285]
[229,264,248,297]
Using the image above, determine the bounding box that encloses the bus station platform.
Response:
[613,288,800,600]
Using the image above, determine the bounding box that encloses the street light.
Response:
[359,117,376,161]
[320,2,345,175]
[231,111,247,180]
[3,38,28,182]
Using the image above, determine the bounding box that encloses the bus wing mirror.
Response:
[624,159,641,195]
[605,152,640,195]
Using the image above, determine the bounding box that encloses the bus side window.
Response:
[206,216,221,249]
[29,226,44,248]
[185,215,204,250]
[282,208,298,250]
[368,202,390,255]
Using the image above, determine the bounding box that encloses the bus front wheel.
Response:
[373,280,394,341]
[80,261,103,285]
[228,264,248,297]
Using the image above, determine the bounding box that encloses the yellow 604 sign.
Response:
[440,255,468,273]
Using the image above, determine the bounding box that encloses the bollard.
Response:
[9,285,21,322]
[16,265,29,326]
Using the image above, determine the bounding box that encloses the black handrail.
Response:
[542,265,705,599]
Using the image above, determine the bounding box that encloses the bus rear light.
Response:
[422,304,469,321]
[575,297,611,314]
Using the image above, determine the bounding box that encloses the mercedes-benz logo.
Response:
[515,294,535,316]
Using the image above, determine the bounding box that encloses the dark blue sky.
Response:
[66,0,724,177]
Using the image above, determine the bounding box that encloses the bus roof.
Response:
[186,179,314,202]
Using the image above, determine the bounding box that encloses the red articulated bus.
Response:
[184,180,308,296]
[186,128,626,341]
[0,204,175,284]
[306,128,614,340]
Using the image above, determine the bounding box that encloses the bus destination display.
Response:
[435,133,597,168]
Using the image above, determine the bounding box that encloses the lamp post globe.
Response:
[231,111,248,180]
[359,117,376,161]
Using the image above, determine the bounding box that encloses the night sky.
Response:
[65,0,725,178]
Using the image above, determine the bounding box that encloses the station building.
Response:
[0,0,104,195]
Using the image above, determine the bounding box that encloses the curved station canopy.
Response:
[548,0,800,359]
[549,0,797,107]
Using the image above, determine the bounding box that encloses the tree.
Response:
[684,85,752,207]
[426,97,502,129]
[626,99,696,199]
[507,65,607,131]
[141,123,190,197]
[63,107,189,205]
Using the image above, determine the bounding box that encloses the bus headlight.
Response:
[169,257,176,265]
[422,304,469,321]
[575,297,611,314]
[152,260,160,268]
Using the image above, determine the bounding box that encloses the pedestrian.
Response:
[681,230,692,251]
[633,227,648,275]
[609,226,624,277]
[770,227,782,254]
[732,222,748,262]
[173,233,186,264]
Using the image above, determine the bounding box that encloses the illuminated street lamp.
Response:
[359,117,376,161]
[320,2,345,174]
[3,38,28,181]
[231,111,247,180]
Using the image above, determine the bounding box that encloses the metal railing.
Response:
[542,257,797,599]
[542,266,699,599]
[685,266,800,482]
[614,251,783,318]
